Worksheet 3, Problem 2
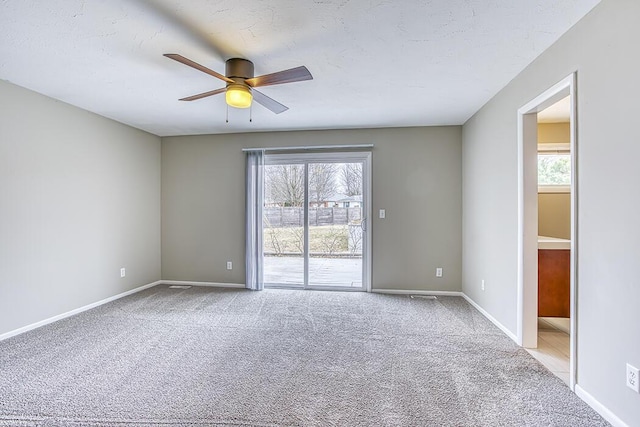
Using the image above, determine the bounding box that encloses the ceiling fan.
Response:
[164,54,313,114]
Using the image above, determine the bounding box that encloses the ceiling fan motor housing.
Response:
[224,59,255,108]
[226,58,254,84]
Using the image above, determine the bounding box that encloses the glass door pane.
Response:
[263,163,305,287]
[263,154,368,291]
[308,162,363,288]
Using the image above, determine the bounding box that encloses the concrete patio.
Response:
[264,255,363,288]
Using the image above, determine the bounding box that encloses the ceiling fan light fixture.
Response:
[226,84,252,109]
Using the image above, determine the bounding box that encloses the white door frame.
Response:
[264,151,372,292]
[517,73,577,390]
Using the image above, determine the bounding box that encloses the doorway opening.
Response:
[263,152,371,291]
[517,73,577,390]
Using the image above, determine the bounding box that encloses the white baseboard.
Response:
[161,280,245,289]
[0,280,162,342]
[371,289,463,297]
[575,385,629,427]
[461,293,519,343]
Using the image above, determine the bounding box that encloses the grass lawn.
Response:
[265,225,358,255]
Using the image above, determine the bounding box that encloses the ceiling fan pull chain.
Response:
[226,104,229,123]
[250,104,253,123]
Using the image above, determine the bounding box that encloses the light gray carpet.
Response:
[0,286,608,426]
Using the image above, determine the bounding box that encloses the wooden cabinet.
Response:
[538,249,570,317]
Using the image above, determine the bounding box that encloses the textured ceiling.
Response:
[0,0,599,137]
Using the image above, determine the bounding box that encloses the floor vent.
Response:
[169,285,192,289]
[410,295,437,300]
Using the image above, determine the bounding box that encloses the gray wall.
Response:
[0,80,161,336]
[462,0,640,424]
[162,127,462,292]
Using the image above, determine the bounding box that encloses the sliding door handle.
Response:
[361,218,366,232]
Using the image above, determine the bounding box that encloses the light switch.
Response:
[379,209,386,219]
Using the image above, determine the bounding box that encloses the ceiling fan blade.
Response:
[179,88,226,101]
[246,66,313,87]
[252,89,289,114]
[164,54,234,84]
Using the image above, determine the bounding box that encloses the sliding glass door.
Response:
[263,162,305,287]
[263,152,370,291]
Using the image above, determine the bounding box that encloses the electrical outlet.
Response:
[120,268,126,278]
[436,268,443,277]
[627,363,640,392]
[481,279,485,291]
[226,261,233,270]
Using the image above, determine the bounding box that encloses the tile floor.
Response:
[525,318,571,386]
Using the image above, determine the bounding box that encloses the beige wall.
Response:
[538,193,571,239]
[162,126,462,292]
[538,122,570,144]
[462,0,640,424]
[537,122,571,240]
[0,80,162,336]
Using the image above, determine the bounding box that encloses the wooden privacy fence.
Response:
[264,207,362,227]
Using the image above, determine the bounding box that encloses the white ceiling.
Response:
[538,96,571,123]
[0,0,599,137]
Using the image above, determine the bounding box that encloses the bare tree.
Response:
[266,163,340,207]
[341,163,362,196]
[290,227,304,253]
[348,224,363,255]
[309,163,338,205]
[266,165,304,207]
[263,218,284,255]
